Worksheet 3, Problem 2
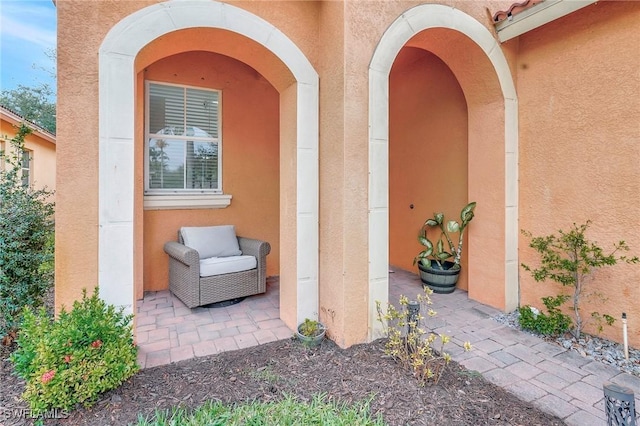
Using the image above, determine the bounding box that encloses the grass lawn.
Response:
[134,393,385,426]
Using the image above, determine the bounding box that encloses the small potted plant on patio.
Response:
[295,318,326,347]
[413,201,476,294]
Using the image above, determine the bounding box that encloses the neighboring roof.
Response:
[493,0,544,23]
[0,104,56,144]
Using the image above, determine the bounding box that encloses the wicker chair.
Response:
[163,226,271,308]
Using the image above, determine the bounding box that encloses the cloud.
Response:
[0,2,56,49]
[1,18,55,48]
[0,1,56,91]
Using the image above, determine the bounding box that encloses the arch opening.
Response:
[368,4,518,339]
[98,1,319,331]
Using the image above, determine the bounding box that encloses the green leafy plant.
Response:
[298,318,324,337]
[0,124,55,341]
[518,295,571,336]
[10,287,139,415]
[414,202,476,269]
[521,221,638,339]
[376,287,471,385]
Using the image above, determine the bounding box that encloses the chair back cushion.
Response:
[180,225,242,258]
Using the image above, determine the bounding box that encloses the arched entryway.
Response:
[98,0,319,330]
[368,4,519,339]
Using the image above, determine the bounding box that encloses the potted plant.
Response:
[295,318,326,347]
[413,202,476,293]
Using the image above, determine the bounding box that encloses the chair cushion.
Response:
[180,225,242,259]
[199,255,257,277]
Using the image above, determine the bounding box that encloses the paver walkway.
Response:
[136,268,640,425]
[389,267,640,426]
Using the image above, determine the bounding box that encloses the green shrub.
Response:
[522,222,638,339]
[0,123,55,339]
[10,287,139,414]
[376,287,471,385]
[518,295,571,336]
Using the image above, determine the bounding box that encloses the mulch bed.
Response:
[1,337,564,426]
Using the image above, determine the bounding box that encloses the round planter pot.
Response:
[295,323,326,347]
[417,260,460,294]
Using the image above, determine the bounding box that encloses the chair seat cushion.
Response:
[181,225,242,259]
[199,255,257,277]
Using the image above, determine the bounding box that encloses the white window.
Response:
[145,81,222,196]
[21,149,31,187]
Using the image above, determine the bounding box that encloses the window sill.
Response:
[143,194,232,210]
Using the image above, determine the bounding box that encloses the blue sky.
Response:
[0,0,56,94]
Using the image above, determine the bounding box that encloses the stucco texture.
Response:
[55,0,157,313]
[55,0,314,313]
[518,1,640,347]
[56,0,514,347]
[56,0,639,348]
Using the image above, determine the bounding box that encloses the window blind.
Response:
[146,82,221,192]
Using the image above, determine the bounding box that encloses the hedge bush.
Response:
[10,287,139,414]
[0,123,55,339]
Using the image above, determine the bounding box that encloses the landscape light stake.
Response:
[622,313,629,361]
[407,300,420,335]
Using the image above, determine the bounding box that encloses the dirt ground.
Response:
[1,336,565,426]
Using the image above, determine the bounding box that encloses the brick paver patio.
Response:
[136,276,290,368]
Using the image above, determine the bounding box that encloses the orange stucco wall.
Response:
[317,0,347,342]
[517,0,640,347]
[56,0,513,348]
[0,117,56,197]
[56,0,640,349]
[331,3,509,345]
[55,0,313,314]
[139,50,280,292]
[389,47,468,288]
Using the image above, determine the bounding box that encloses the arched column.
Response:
[98,0,319,327]
[368,4,518,339]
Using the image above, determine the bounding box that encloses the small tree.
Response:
[521,221,638,339]
[0,124,55,341]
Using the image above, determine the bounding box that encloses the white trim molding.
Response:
[143,194,232,210]
[99,0,319,320]
[495,0,598,42]
[368,4,519,340]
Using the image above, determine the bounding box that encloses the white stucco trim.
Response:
[143,194,232,210]
[494,0,598,42]
[368,4,519,340]
[99,0,319,321]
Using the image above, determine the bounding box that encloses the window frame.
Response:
[144,80,226,201]
[21,149,31,187]
[0,140,5,172]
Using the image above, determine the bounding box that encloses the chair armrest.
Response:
[237,237,271,259]
[164,241,200,308]
[238,237,270,294]
[163,241,200,267]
